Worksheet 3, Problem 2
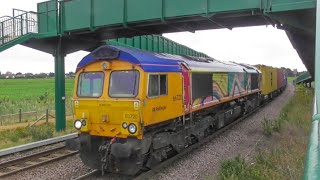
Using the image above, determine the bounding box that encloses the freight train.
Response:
[72,45,287,175]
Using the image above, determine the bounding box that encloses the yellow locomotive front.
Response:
[73,46,184,175]
[72,48,150,175]
[73,60,143,139]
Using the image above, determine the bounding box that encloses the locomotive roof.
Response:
[77,45,260,73]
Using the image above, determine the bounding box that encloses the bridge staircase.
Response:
[0,9,42,52]
[296,72,312,85]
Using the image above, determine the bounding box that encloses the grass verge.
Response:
[218,85,313,180]
[0,120,76,150]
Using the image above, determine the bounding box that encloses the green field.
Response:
[0,78,74,115]
[287,76,296,84]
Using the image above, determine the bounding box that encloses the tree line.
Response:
[0,71,75,79]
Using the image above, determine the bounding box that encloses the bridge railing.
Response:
[0,11,38,45]
[304,0,320,178]
[303,94,320,180]
[296,72,312,84]
[0,16,12,22]
[107,35,209,58]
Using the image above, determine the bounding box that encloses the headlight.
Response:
[128,123,137,134]
[82,120,87,126]
[102,63,108,69]
[74,120,82,130]
[122,122,128,129]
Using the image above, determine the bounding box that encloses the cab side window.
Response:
[148,74,167,97]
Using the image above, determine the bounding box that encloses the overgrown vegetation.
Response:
[218,85,313,180]
[0,78,74,115]
[0,120,75,149]
[29,125,54,141]
[262,112,287,136]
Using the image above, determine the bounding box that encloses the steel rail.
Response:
[0,145,78,178]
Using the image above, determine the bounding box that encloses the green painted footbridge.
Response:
[0,1,319,179]
[296,72,312,85]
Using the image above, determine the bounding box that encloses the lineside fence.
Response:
[0,107,74,126]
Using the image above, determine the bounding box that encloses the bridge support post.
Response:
[303,1,320,179]
[54,39,66,131]
[316,0,320,116]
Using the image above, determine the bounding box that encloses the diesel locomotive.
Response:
[72,45,286,175]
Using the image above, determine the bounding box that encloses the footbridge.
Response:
[296,72,313,85]
[0,1,319,178]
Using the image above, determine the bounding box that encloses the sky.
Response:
[0,0,306,74]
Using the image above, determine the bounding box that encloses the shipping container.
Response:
[277,69,285,89]
[255,65,278,96]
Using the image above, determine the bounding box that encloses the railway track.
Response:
[74,103,265,180]
[0,145,78,178]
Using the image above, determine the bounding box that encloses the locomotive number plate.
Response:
[123,112,139,121]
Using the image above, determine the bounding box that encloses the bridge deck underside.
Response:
[26,10,272,54]
[25,8,316,79]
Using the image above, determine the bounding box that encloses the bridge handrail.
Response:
[296,72,312,84]
[0,16,12,22]
[303,94,320,180]
[0,11,38,45]
[0,11,38,24]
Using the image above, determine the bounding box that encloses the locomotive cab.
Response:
[73,59,143,138]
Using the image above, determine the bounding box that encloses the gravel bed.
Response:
[3,85,294,180]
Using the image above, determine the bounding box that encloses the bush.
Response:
[273,119,283,132]
[262,117,273,136]
[219,156,262,180]
[5,127,31,143]
[7,133,19,143]
[16,127,31,137]
[279,111,288,121]
[262,116,283,136]
[220,156,246,179]
[29,125,54,141]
